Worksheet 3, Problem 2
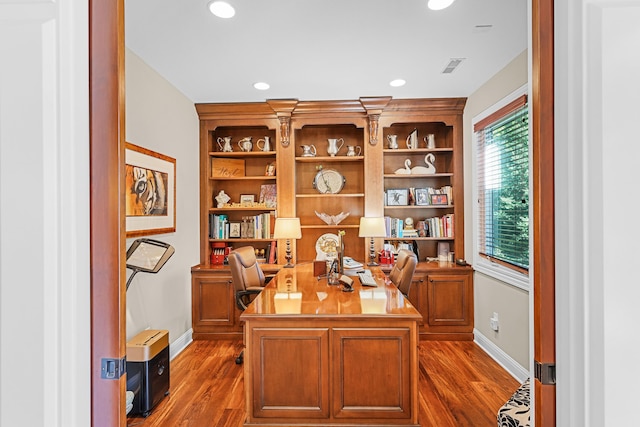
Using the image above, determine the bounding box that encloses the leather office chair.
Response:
[389,249,418,298]
[228,246,266,364]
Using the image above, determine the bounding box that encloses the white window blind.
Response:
[475,94,529,274]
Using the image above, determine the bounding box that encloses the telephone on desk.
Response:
[342,257,363,269]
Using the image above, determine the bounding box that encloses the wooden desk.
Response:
[240,264,422,427]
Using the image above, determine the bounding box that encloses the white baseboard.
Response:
[169,328,193,361]
[474,329,530,383]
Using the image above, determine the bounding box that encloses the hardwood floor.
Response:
[127,339,520,427]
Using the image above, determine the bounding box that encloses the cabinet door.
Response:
[425,273,472,328]
[191,272,239,338]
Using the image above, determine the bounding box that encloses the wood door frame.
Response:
[88,1,556,425]
[90,0,127,426]
[531,0,556,425]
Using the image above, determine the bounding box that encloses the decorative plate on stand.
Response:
[315,233,339,260]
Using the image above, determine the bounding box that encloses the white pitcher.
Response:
[387,134,399,149]
[327,138,344,157]
[346,145,361,157]
[238,137,253,152]
[301,144,317,157]
[257,136,271,152]
[424,133,435,149]
[406,129,418,149]
[217,136,233,152]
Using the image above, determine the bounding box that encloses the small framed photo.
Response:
[415,188,430,206]
[241,221,255,238]
[265,161,276,176]
[239,194,255,206]
[387,188,409,206]
[229,221,241,238]
[430,194,449,205]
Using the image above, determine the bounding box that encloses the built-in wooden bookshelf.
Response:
[193,98,473,340]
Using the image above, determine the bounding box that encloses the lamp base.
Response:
[284,239,294,267]
[367,237,378,267]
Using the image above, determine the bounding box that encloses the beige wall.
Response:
[463,50,530,369]
[125,49,200,352]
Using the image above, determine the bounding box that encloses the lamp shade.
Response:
[273,218,302,239]
[358,217,387,238]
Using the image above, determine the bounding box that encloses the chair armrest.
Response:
[236,288,263,311]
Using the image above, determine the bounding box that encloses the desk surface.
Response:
[240,263,422,320]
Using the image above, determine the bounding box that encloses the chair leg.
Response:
[235,349,244,365]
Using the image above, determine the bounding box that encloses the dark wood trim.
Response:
[89,0,126,425]
[532,0,556,425]
[473,94,528,132]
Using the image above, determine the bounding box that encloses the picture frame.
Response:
[414,188,430,206]
[430,194,449,206]
[125,142,176,237]
[229,221,241,238]
[240,194,255,206]
[386,188,409,206]
[265,161,276,176]
[241,221,255,238]
[259,184,277,208]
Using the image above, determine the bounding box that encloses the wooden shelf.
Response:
[209,207,276,212]
[209,151,275,157]
[296,193,364,198]
[383,148,453,154]
[295,156,364,162]
[383,173,453,179]
[301,224,359,230]
[207,238,275,243]
[209,176,276,181]
[384,205,453,209]
[384,236,454,241]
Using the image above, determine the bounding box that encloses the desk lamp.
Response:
[273,218,302,268]
[358,217,387,266]
[126,238,175,290]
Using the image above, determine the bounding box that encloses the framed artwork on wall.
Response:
[125,142,176,237]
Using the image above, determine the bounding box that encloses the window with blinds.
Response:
[475,94,529,274]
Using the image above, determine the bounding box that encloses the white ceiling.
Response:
[125,0,528,104]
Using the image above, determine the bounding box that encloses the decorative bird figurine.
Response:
[411,153,437,175]
[394,159,412,174]
[315,210,350,225]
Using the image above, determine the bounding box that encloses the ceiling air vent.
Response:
[473,24,493,33]
[442,58,465,74]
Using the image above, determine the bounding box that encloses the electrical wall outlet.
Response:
[490,312,499,331]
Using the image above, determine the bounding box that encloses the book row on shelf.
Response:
[209,212,274,240]
[385,185,453,207]
[384,214,454,238]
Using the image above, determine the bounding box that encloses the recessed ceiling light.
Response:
[253,82,270,91]
[428,0,455,11]
[208,1,235,18]
[389,79,406,88]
